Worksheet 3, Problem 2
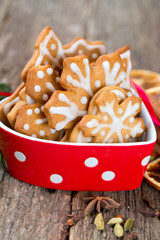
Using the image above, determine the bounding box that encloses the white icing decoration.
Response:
[49,93,87,130]
[103,115,108,121]
[46,82,55,92]
[102,171,115,181]
[51,43,56,50]
[56,77,60,82]
[127,91,132,96]
[130,121,144,137]
[50,174,63,184]
[80,96,88,104]
[14,151,26,162]
[86,119,98,128]
[42,94,49,101]
[92,53,98,59]
[129,117,134,123]
[111,90,126,101]
[125,134,129,139]
[34,108,40,114]
[86,100,143,143]
[4,96,19,115]
[102,61,128,88]
[34,85,41,92]
[95,80,101,88]
[35,30,64,70]
[26,95,35,105]
[37,71,44,79]
[118,108,123,114]
[84,157,98,167]
[50,128,56,134]
[32,134,37,138]
[36,118,48,125]
[41,106,44,112]
[66,58,93,96]
[24,124,29,130]
[47,68,53,75]
[92,106,97,115]
[27,109,33,116]
[39,130,45,136]
[100,130,105,136]
[77,130,92,143]
[120,50,132,89]
[63,39,106,55]
[78,50,83,54]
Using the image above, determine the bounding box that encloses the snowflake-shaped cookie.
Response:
[21,26,107,82]
[78,92,146,143]
[44,45,132,132]
[69,86,128,143]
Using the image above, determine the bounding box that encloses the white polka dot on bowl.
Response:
[50,174,63,184]
[14,151,26,162]
[141,156,150,166]
[102,171,115,181]
[84,157,98,168]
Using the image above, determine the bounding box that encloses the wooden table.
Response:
[0,0,160,239]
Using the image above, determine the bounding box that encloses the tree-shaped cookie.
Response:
[77,92,146,143]
[21,26,107,82]
[25,65,62,103]
[21,27,64,82]
[15,103,60,140]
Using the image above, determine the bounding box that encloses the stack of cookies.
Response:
[0,26,146,143]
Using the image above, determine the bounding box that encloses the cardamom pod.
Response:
[94,213,104,230]
[107,217,123,225]
[114,223,124,238]
[124,218,134,231]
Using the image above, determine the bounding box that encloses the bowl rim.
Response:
[0,97,157,147]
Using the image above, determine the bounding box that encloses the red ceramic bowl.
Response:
[0,94,157,191]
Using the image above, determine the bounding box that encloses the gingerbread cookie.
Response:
[0,83,25,126]
[21,26,64,82]
[14,103,60,140]
[61,46,132,96]
[44,46,132,132]
[93,45,132,90]
[88,86,128,115]
[69,86,128,143]
[63,37,107,63]
[44,90,88,131]
[71,92,146,143]
[21,26,107,82]
[6,86,36,127]
[26,65,62,103]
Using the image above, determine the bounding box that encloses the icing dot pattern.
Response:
[14,103,60,141]
[25,65,61,104]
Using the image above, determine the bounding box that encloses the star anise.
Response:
[83,195,120,215]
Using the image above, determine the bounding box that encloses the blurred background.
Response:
[0,0,160,90]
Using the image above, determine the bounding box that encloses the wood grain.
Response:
[0,0,160,239]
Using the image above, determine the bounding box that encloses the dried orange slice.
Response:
[144,158,160,190]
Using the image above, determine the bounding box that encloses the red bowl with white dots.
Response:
[0,90,157,191]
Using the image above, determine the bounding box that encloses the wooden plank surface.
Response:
[0,0,160,239]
